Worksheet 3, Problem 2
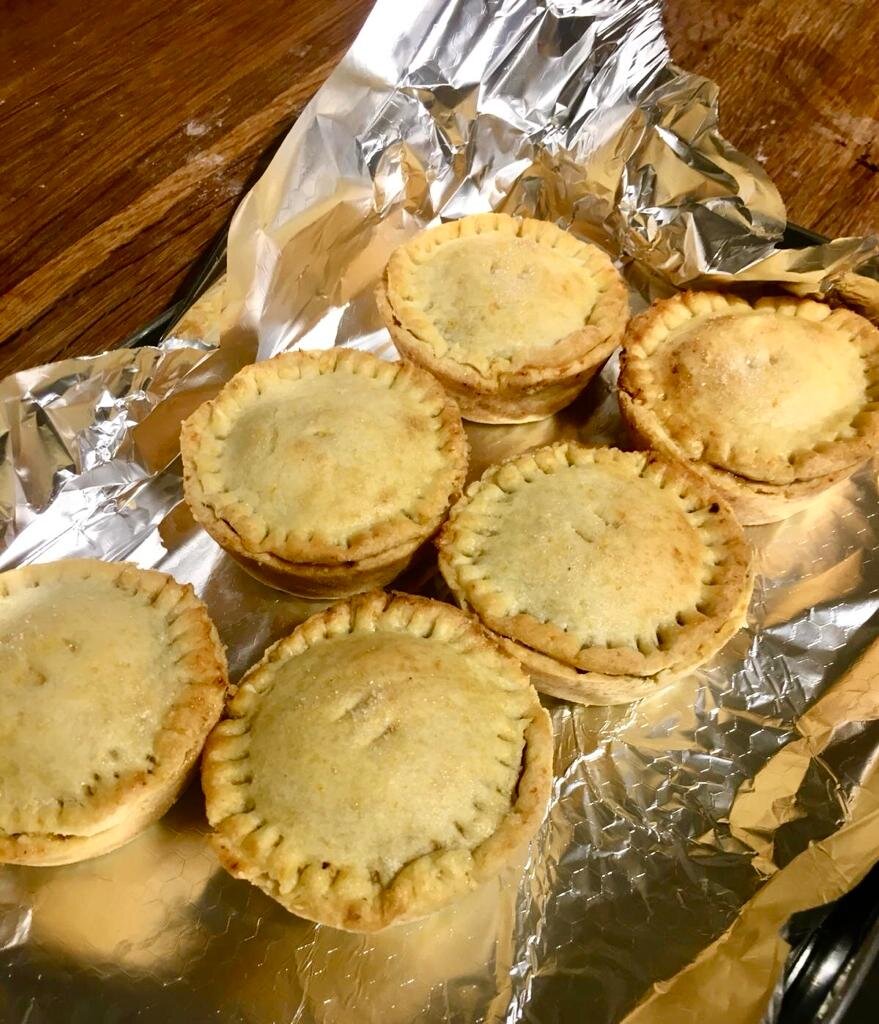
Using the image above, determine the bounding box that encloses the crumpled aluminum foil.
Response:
[2,1,879,1022]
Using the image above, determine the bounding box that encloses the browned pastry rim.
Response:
[0,558,227,866]
[180,348,469,595]
[376,213,629,423]
[617,292,879,523]
[438,442,753,681]
[202,591,553,931]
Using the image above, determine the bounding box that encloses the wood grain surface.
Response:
[666,0,879,240]
[1,0,877,377]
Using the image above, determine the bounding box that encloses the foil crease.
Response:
[2,1,879,1022]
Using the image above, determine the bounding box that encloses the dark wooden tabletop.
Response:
[1,0,878,378]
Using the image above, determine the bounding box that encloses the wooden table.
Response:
[1,0,878,378]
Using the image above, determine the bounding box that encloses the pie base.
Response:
[0,766,195,866]
[379,308,611,424]
[375,214,629,426]
[620,393,862,525]
[496,577,752,705]
[221,530,426,599]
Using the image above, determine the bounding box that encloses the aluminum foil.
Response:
[2,1,879,1022]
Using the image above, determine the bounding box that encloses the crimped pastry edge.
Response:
[181,349,469,592]
[438,442,754,677]
[201,590,553,932]
[376,213,629,423]
[618,291,879,491]
[0,558,228,865]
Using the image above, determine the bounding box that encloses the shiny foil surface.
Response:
[2,2,879,1022]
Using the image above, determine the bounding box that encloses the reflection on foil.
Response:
[2,1,879,1022]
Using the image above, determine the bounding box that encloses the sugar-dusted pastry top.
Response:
[620,292,879,485]
[202,591,552,931]
[181,349,468,565]
[0,558,226,839]
[382,213,628,376]
[439,443,753,678]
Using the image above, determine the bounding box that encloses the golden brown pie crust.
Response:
[438,443,753,703]
[181,349,469,597]
[496,574,753,705]
[0,558,227,866]
[376,213,629,424]
[619,292,879,524]
[202,590,552,932]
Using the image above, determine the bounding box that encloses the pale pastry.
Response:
[181,349,469,598]
[201,590,552,931]
[438,443,753,704]
[0,558,227,866]
[376,213,629,423]
[618,292,879,524]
